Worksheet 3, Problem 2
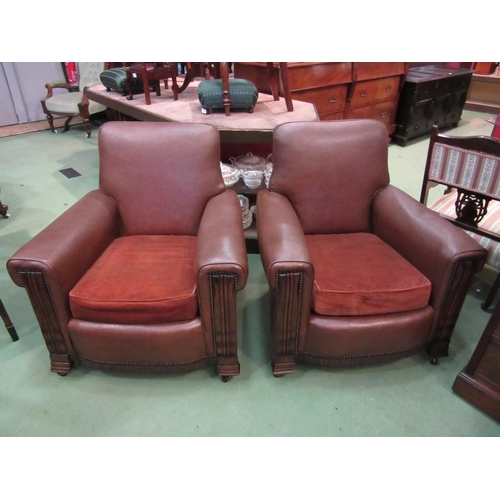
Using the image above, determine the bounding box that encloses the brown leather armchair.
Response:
[257,119,487,377]
[7,122,248,381]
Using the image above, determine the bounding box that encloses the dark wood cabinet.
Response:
[452,300,500,422]
[233,62,408,136]
[393,65,474,146]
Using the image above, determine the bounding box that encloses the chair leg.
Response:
[46,113,56,133]
[279,62,293,112]
[266,62,280,101]
[0,199,10,218]
[481,270,500,310]
[62,116,73,133]
[143,72,151,105]
[0,300,19,342]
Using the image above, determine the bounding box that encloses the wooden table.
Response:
[87,77,318,152]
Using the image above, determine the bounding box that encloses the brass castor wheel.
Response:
[221,375,232,383]
[273,373,284,378]
[430,358,439,365]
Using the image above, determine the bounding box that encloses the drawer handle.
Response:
[329,98,337,103]
[360,91,367,97]
[385,86,392,92]
[380,112,388,118]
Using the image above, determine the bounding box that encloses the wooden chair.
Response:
[40,62,107,138]
[420,125,500,310]
[126,63,179,104]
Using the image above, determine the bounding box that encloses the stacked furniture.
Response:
[394,65,474,146]
[233,62,408,136]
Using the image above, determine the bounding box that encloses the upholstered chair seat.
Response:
[43,90,105,116]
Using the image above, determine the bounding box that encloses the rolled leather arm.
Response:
[7,190,119,302]
[257,190,314,287]
[372,185,486,282]
[372,184,487,341]
[194,190,248,289]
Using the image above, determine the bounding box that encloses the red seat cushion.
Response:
[69,235,198,324]
[305,233,431,316]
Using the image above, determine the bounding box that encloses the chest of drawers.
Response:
[393,65,474,146]
[233,62,408,137]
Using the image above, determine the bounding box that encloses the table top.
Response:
[87,77,319,132]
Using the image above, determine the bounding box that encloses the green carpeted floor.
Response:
[1,111,499,439]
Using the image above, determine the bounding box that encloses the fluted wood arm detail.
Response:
[257,190,314,375]
[372,185,487,359]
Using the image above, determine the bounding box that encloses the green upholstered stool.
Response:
[197,79,258,115]
[100,67,143,96]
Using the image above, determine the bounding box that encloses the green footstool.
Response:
[100,67,143,96]
[197,79,258,115]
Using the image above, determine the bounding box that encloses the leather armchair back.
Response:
[270,119,390,234]
[98,122,225,236]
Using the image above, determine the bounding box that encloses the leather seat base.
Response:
[302,306,435,365]
[68,317,211,368]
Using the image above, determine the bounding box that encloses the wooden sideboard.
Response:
[233,62,409,136]
[393,65,474,146]
[452,299,500,422]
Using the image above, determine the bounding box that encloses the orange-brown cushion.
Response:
[305,233,431,316]
[69,235,198,324]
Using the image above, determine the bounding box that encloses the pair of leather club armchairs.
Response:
[6,119,487,381]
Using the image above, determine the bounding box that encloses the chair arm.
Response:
[256,190,314,287]
[372,185,487,281]
[43,81,75,99]
[194,190,248,290]
[372,185,487,356]
[7,190,119,303]
[6,190,118,372]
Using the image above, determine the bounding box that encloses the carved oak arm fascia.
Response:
[257,190,314,375]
